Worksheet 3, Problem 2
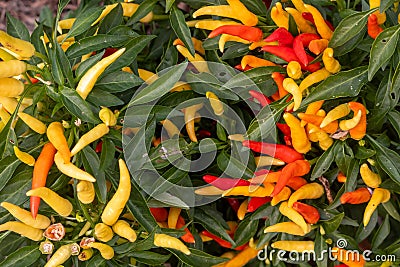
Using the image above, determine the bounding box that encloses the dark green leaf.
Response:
[0,169,31,205]
[64,6,104,40]
[0,246,40,267]
[241,0,267,16]
[126,0,158,25]
[170,5,195,56]
[311,141,336,180]
[301,66,368,107]
[60,87,100,123]
[226,66,284,88]
[126,251,170,265]
[368,25,400,81]
[217,150,254,179]
[98,4,123,34]
[81,147,107,203]
[333,27,367,57]
[96,71,142,93]
[221,43,249,60]
[99,138,115,171]
[372,214,390,249]
[233,216,259,247]
[50,47,64,85]
[315,231,328,267]
[321,212,344,234]
[391,61,400,93]
[382,200,400,222]
[86,88,124,107]
[170,248,227,266]
[55,41,74,88]
[345,159,359,192]
[5,13,30,41]
[75,51,105,80]
[0,156,21,192]
[326,184,345,210]
[380,0,397,12]
[356,210,378,241]
[166,0,176,12]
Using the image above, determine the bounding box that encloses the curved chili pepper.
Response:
[339,110,362,131]
[219,34,251,52]
[26,187,73,217]
[287,61,302,80]
[271,2,289,29]
[206,91,224,116]
[286,176,308,190]
[203,175,251,190]
[322,48,341,74]
[285,8,317,34]
[297,113,338,134]
[279,201,309,233]
[337,171,347,183]
[263,27,294,46]
[201,230,246,250]
[308,39,329,55]
[271,186,291,206]
[340,187,371,204]
[154,233,191,255]
[283,78,303,111]
[292,202,320,224]
[208,25,263,42]
[47,122,71,163]
[360,163,382,188]
[276,123,291,136]
[234,64,252,71]
[247,197,272,212]
[300,100,324,127]
[293,33,320,66]
[0,30,35,59]
[243,140,304,163]
[347,102,367,140]
[227,198,241,213]
[223,183,274,197]
[112,220,137,242]
[370,0,386,24]
[224,245,259,267]
[264,221,310,236]
[272,240,314,252]
[288,183,324,207]
[272,72,288,99]
[1,202,50,229]
[193,19,241,31]
[71,123,109,156]
[176,216,195,243]
[332,247,366,267]
[173,37,205,55]
[249,90,272,107]
[150,207,168,222]
[304,4,333,40]
[302,12,315,24]
[241,55,277,70]
[237,199,249,220]
[283,113,311,154]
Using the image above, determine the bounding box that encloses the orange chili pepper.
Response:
[292,202,320,224]
[347,102,367,140]
[340,187,371,204]
[272,72,288,99]
[337,171,347,183]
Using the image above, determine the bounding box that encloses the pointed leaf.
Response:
[60,87,100,123]
[170,5,195,56]
[64,6,104,40]
[0,246,40,267]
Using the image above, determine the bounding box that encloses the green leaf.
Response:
[75,51,105,80]
[98,4,123,34]
[86,88,124,107]
[217,150,254,179]
[368,25,400,81]
[81,147,107,203]
[321,212,344,234]
[311,141,336,180]
[383,200,400,222]
[380,0,397,12]
[233,216,259,247]
[241,0,267,16]
[96,71,142,93]
[0,156,21,192]
[326,184,345,210]
[130,62,187,105]
[356,210,378,241]
[391,60,400,92]
[0,246,40,267]
[329,9,376,48]
[55,41,74,88]
[5,13,30,41]
[60,87,100,123]
[126,0,158,25]
[372,214,390,249]
[166,0,176,12]
[226,66,284,88]
[333,27,367,57]
[301,66,368,107]
[170,5,195,56]
[0,169,31,205]
[315,231,328,267]
[99,138,115,171]
[171,248,228,266]
[345,159,359,192]
[366,135,400,185]
[127,251,171,265]
[63,6,104,40]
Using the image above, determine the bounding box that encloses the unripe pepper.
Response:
[193,19,241,31]
[0,221,43,241]
[173,37,205,55]
[161,119,180,138]
[71,123,109,156]
[322,48,341,74]
[360,163,382,188]
[242,140,304,163]
[54,152,96,182]
[0,77,24,97]
[304,4,333,40]
[291,0,308,13]
[339,110,362,131]
[279,201,309,233]
[99,107,117,127]
[0,60,27,78]
[18,112,46,134]
[264,221,311,236]
[299,68,331,92]
[272,160,311,197]
[101,159,131,226]
[183,103,203,143]
[1,202,50,229]
[26,187,73,217]
[0,30,35,58]
[208,25,263,42]
[271,2,289,29]
[285,7,317,34]
[13,146,35,166]
[44,244,74,267]
[94,223,114,242]
[320,103,351,128]
[223,183,275,197]
[47,122,71,163]
[175,45,209,73]
[154,233,191,255]
[369,0,386,24]
[255,155,286,167]
[283,113,311,154]
[340,187,371,204]
[271,186,291,206]
[292,202,320,224]
[313,129,334,150]
[288,183,324,207]
[363,188,390,226]
[347,102,367,140]
[168,207,181,229]
[77,180,95,204]
[271,240,314,252]
[218,34,250,52]
[87,242,114,259]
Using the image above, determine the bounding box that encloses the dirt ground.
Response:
[0,0,80,32]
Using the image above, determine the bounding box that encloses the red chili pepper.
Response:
[201,230,247,250]
[234,64,252,71]
[227,198,241,213]
[263,27,294,46]
[293,33,320,66]
[208,25,263,42]
[302,12,315,25]
[249,90,272,107]
[198,129,212,139]
[324,20,335,32]
[247,197,272,212]
[367,14,383,39]
[276,123,291,136]
[271,160,311,196]
[292,202,320,224]
[150,207,168,222]
[334,264,349,267]
[102,48,118,58]
[95,141,103,153]
[283,135,292,146]
[177,216,195,243]
[203,175,251,190]
[340,187,371,204]
[243,140,304,163]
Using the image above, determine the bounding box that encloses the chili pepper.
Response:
[43,244,74,267]
[176,216,195,243]
[304,4,333,40]
[271,240,314,252]
[306,123,320,142]
[302,12,315,24]
[320,103,351,128]
[30,143,57,218]
[167,207,181,229]
[0,77,24,97]
[13,146,35,166]
[299,68,331,92]
[292,202,320,224]
[285,7,317,34]
[367,14,383,39]
[0,30,35,58]
[0,103,10,125]
[370,0,386,24]
[154,233,191,255]
[331,247,366,267]
[272,72,289,98]
[243,140,304,163]
[77,180,95,204]
[92,3,152,25]
[18,112,46,134]
[0,60,27,78]
[291,0,308,13]
[264,221,311,236]
[247,197,272,212]
[347,102,367,140]
[224,245,259,267]
[340,187,371,204]
[272,160,311,197]
[194,185,225,195]
[1,202,50,229]
[223,183,275,197]
[237,199,249,220]
[308,38,329,55]
[44,223,65,241]
[279,201,309,232]
[87,242,114,259]
[339,110,362,131]
[54,152,96,182]
[208,25,263,42]
[271,186,291,206]
[80,237,95,249]
[277,122,291,137]
[360,163,382,188]
[160,119,180,138]
[298,113,338,134]
[250,170,280,185]
[248,90,272,107]
[76,48,125,99]
[26,187,73,216]
[39,240,54,255]
[57,18,75,33]
[71,123,109,156]
[150,207,168,222]
[314,129,334,150]
[241,56,277,70]
[0,96,25,114]
[337,171,347,183]
[206,91,224,116]
[112,220,137,242]
[283,78,303,111]
[192,0,258,26]
[183,103,203,143]
[283,113,311,154]
[94,223,114,242]
[218,34,251,52]
[173,37,205,55]
[171,81,192,92]
[101,159,131,226]
[288,183,324,207]
[255,156,286,167]
[286,61,302,80]
[322,48,341,74]
[193,19,242,31]
[0,221,43,241]
[0,47,16,61]
[99,107,117,127]
[264,27,294,46]
[200,230,233,249]
[271,2,289,29]
[78,249,94,261]
[300,100,325,127]
[47,122,71,163]
[175,45,209,73]
[203,174,250,190]
[294,34,321,67]
[286,176,308,190]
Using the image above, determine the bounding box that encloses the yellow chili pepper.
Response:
[175,45,209,73]
[271,240,314,252]
[76,48,126,100]
[112,220,137,242]
[363,188,390,226]
[154,233,191,255]
[168,207,181,229]
[306,123,320,142]
[320,103,351,128]
[0,30,35,59]
[92,3,153,25]
[44,244,74,267]
[271,2,289,29]
[0,60,27,78]
[0,47,16,61]
[370,0,386,24]
[193,19,241,31]
[138,68,158,84]
[285,7,317,34]
[300,100,325,127]
[223,183,275,197]
[47,122,71,163]
[94,223,114,242]
[0,96,25,114]
[298,68,331,93]
[78,248,94,261]
[13,146,35,166]
[360,163,382,188]
[170,81,192,92]
[57,18,76,33]
[160,119,180,138]
[54,152,96,182]
[339,110,362,131]
[192,0,258,26]
[101,159,131,226]
[255,156,286,167]
[218,34,250,52]
[308,39,329,55]
[237,199,249,220]
[271,186,292,206]
[194,185,225,196]
[184,103,203,143]
[87,242,115,260]
[288,183,324,207]
[0,221,43,241]
[18,112,46,134]
[283,113,311,153]
[322,48,341,74]
[279,201,309,233]
[71,123,109,156]
[241,55,277,69]
[264,221,311,236]
[99,107,117,127]
[26,187,73,217]
[287,61,303,80]
[77,180,95,204]
[0,77,24,97]
[283,78,303,111]
[291,0,308,13]
[304,4,333,40]
[173,37,205,55]
[314,129,334,150]
[224,245,259,267]
[1,202,50,229]
[248,41,279,50]
[206,91,224,116]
